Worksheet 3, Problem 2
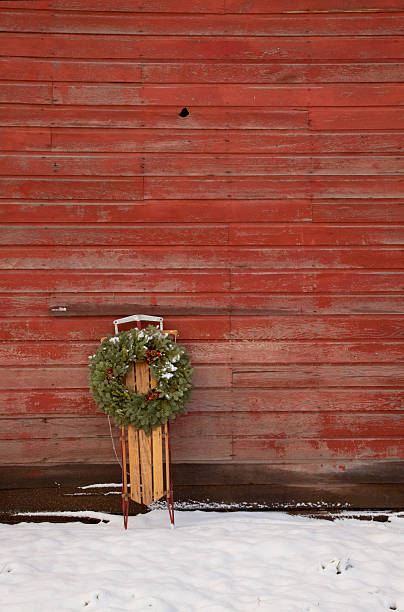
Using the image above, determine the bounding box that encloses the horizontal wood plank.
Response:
[0,57,142,82]
[1,34,403,60]
[0,270,231,292]
[0,365,232,390]
[52,83,404,107]
[230,224,404,246]
[2,59,404,83]
[310,107,404,130]
[231,413,404,439]
[1,340,402,365]
[3,0,403,12]
[0,82,52,104]
[1,315,403,341]
[1,224,402,247]
[0,106,309,129]
[232,438,404,462]
[1,388,403,416]
[1,293,402,317]
[2,154,404,176]
[226,294,404,315]
[0,435,403,464]
[0,390,98,416]
[0,435,232,464]
[173,460,404,485]
[0,201,312,223]
[1,246,402,270]
[0,437,127,465]
[0,363,402,389]
[51,130,404,153]
[230,248,404,269]
[2,412,404,440]
[143,155,404,176]
[0,153,145,176]
[2,12,404,36]
[0,128,51,151]
[0,225,229,246]
[230,315,404,340]
[142,62,404,84]
[1,177,403,201]
[232,271,404,293]
[226,0,404,12]
[0,178,143,200]
[312,200,404,223]
[0,317,231,341]
[144,177,404,199]
[232,364,404,387]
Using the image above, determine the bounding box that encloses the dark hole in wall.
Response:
[179,107,190,117]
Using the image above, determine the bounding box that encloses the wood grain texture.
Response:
[232,365,404,388]
[1,4,404,487]
[152,427,164,500]
[3,154,404,176]
[1,293,403,318]
[0,201,312,223]
[128,426,141,503]
[50,129,404,153]
[0,365,232,390]
[0,106,309,129]
[3,0,403,12]
[2,413,404,441]
[1,246,402,272]
[2,12,404,36]
[232,438,404,462]
[52,83,404,107]
[1,388,403,417]
[232,271,404,293]
[312,200,404,223]
[2,60,404,84]
[1,224,402,246]
[1,340,403,366]
[1,34,403,60]
[144,177,404,199]
[1,315,403,341]
[0,225,229,246]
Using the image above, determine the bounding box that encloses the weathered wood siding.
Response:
[0,1,403,505]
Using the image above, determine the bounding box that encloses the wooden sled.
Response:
[102,315,177,530]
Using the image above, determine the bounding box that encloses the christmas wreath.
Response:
[89,325,193,434]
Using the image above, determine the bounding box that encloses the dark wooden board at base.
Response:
[1,464,404,511]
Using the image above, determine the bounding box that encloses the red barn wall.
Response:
[0,1,403,507]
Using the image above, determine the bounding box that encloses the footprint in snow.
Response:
[320,557,354,574]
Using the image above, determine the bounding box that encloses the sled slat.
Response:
[139,429,153,506]
[152,426,164,500]
[133,362,153,505]
[124,363,141,503]
[128,426,142,503]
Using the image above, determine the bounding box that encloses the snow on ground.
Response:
[0,510,403,612]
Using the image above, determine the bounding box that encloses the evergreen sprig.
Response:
[89,326,193,434]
